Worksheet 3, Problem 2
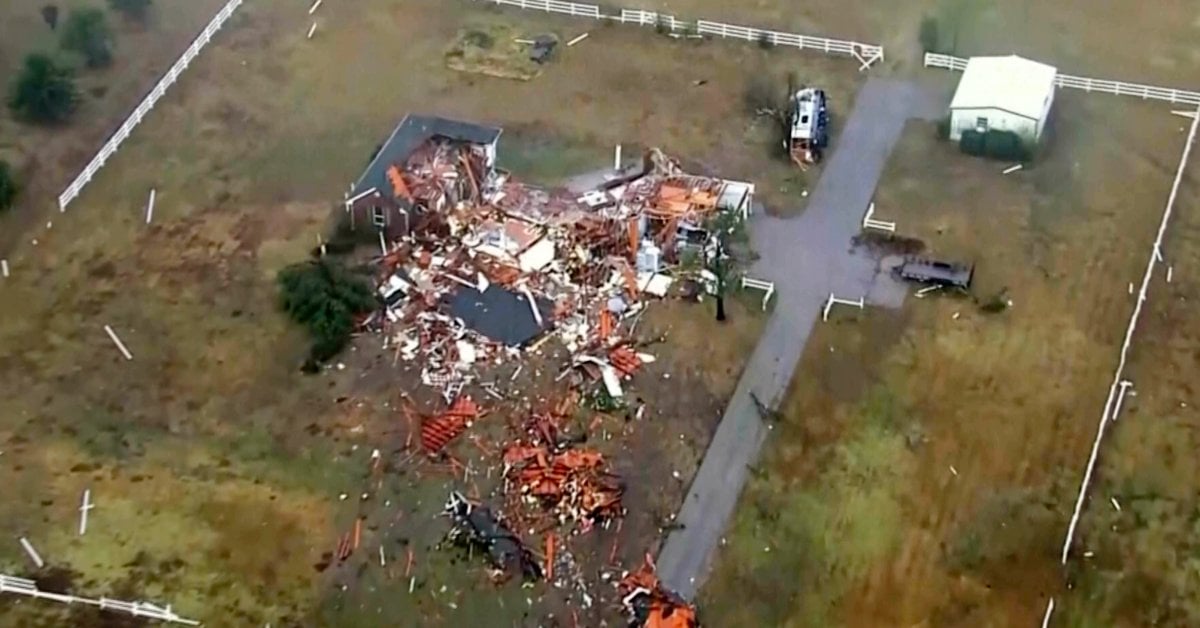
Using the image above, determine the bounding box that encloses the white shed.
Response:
[949,55,1057,144]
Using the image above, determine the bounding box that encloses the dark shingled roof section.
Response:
[446,285,554,347]
[351,114,503,201]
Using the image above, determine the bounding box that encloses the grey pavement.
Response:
[655,78,945,599]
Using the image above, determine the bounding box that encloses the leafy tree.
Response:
[277,260,377,369]
[107,0,152,21]
[7,54,79,124]
[61,8,114,68]
[0,161,17,212]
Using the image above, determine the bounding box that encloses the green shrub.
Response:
[757,31,775,49]
[959,129,985,156]
[277,259,377,369]
[959,129,1030,162]
[7,54,79,124]
[61,8,114,68]
[983,129,1029,161]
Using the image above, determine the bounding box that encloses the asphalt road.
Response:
[655,78,944,600]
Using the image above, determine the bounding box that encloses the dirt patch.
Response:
[446,22,556,81]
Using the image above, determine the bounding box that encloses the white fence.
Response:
[924,52,1200,106]
[740,277,776,310]
[694,19,881,61]
[470,0,885,64]
[57,0,247,211]
[1060,107,1200,562]
[923,52,968,71]
[480,0,601,18]
[0,574,199,625]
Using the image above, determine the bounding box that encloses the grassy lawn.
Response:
[701,90,1188,626]
[0,0,799,624]
[0,0,228,253]
[1058,137,1200,626]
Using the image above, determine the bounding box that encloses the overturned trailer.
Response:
[895,256,974,290]
[442,492,541,581]
[788,87,830,165]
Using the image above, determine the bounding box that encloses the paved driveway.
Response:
[655,78,945,599]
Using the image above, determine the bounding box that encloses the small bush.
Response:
[960,129,1031,162]
[0,161,17,211]
[757,31,775,49]
[7,53,79,124]
[61,8,114,68]
[654,16,671,35]
[918,16,940,53]
[959,129,985,156]
[983,129,1030,161]
[277,259,377,369]
[107,0,152,21]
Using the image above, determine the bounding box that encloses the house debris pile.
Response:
[356,133,753,624]
[618,554,698,628]
[367,138,753,400]
[501,404,625,534]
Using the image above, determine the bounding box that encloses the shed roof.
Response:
[351,115,502,201]
[949,55,1058,121]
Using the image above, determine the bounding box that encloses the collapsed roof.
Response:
[359,118,755,397]
[351,114,502,203]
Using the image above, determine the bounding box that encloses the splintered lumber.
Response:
[104,325,133,361]
[420,396,480,452]
[145,188,156,224]
[78,489,94,536]
[608,345,643,376]
[598,310,614,340]
[19,538,44,568]
[387,165,413,201]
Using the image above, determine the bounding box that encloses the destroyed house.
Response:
[363,126,759,391]
[344,115,502,239]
